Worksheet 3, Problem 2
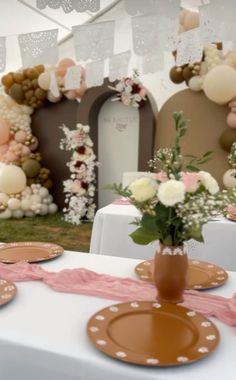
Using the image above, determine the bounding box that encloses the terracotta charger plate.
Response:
[135,259,228,290]
[87,301,220,366]
[0,242,64,263]
[0,279,17,306]
[226,213,236,222]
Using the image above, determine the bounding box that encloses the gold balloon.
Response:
[169,66,185,84]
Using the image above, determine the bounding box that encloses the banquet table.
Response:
[90,203,236,270]
[0,250,236,380]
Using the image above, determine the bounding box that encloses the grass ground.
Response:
[0,212,93,252]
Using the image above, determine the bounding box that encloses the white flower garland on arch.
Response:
[60,123,97,225]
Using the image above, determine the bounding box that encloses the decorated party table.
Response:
[90,203,236,270]
[0,250,236,380]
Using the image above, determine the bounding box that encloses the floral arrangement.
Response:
[108,69,146,108]
[110,112,236,247]
[59,123,97,225]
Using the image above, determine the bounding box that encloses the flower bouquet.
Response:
[109,111,236,302]
[108,69,146,108]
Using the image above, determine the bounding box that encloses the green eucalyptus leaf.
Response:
[185,165,199,172]
[130,227,158,245]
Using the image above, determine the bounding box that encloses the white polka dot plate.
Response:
[135,259,228,290]
[0,279,17,306]
[0,242,64,263]
[87,301,219,366]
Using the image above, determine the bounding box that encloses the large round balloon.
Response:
[203,65,236,104]
[0,165,26,194]
[0,117,10,145]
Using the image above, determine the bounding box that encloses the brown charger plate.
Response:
[135,259,228,290]
[0,242,64,263]
[0,279,17,306]
[87,301,219,366]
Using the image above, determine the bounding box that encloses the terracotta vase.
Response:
[153,244,188,304]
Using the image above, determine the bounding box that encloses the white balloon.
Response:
[0,165,26,194]
[38,187,49,198]
[0,208,12,219]
[223,169,236,188]
[25,210,35,217]
[12,209,24,218]
[8,198,21,210]
[48,203,58,214]
[30,194,41,204]
[40,204,49,215]
[21,199,31,211]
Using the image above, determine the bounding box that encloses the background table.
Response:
[0,251,236,380]
[90,204,236,270]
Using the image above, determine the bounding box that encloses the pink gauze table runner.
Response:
[0,261,236,326]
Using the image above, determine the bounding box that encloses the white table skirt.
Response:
[0,251,236,380]
[90,204,236,270]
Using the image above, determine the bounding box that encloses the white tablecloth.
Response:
[0,251,236,380]
[90,204,236,270]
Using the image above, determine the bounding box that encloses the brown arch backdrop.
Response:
[155,89,230,187]
[31,78,157,209]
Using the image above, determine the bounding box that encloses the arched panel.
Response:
[156,89,229,187]
[78,78,157,207]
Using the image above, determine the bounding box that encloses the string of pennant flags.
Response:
[0,0,236,88]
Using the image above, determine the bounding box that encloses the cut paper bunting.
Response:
[73,21,115,61]
[64,65,81,90]
[18,29,58,67]
[109,51,131,81]
[36,0,100,13]
[0,36,6,72]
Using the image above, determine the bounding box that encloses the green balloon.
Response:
[9,83,24,104]
[22,159,41,178]
[219,128,236,152]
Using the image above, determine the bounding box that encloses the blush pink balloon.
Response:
[5,151,18,162]
[228,99,236,108]
[227,112,236,128]
[21,146,31,156]
[64,90,77,100]
[14,130,27,143]
[57,58,76,76]
[0,144,9,155]
[29,137,39,152]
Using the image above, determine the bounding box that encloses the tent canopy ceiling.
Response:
[0,0,199,76]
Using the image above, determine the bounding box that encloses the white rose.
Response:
[129,177,157,202]
[158,180,186,206]
[198,171,219,194]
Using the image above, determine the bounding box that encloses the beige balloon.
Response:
[38,72,51,90]
[203,65,236,104]
[0,165,26,194]
[188,76,203,91]
[223,169,236,188]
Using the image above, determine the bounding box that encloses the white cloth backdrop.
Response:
[90,204,236,270]
[0,251,236,380]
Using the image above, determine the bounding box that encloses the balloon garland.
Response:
[0,59,87,220]
[168,9,236,186]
